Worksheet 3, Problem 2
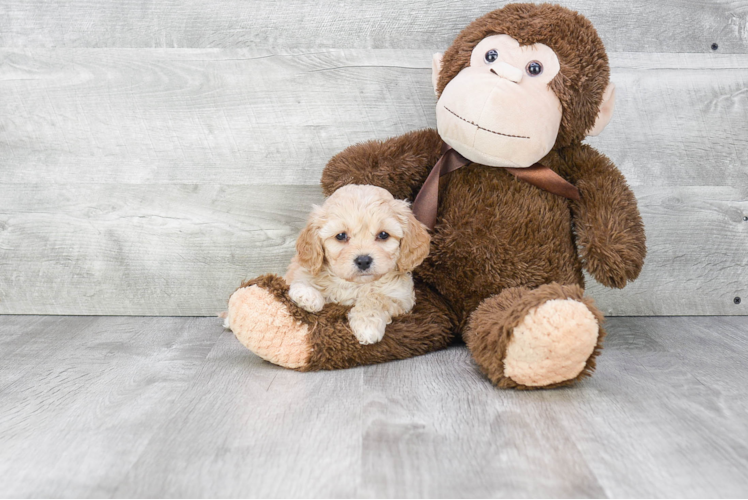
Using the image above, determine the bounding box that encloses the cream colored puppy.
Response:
[285,185,431,345]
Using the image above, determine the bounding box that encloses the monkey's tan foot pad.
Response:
[227,279,312,370]
[504,299,600,388]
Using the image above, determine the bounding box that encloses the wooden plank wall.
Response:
[0,0,746,316]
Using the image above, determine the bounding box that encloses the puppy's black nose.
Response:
[354,255,373,271]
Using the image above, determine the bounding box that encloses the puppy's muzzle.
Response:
[354,254,373,271]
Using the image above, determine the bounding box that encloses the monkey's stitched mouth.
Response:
[444,106,530,139]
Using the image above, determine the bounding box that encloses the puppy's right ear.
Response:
[296,222,325,275]
[394,200,431,273]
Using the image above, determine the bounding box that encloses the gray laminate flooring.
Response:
[1,315,746,498]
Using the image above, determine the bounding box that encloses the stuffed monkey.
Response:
[226,3,646,389]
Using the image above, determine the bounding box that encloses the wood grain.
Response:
[0,0,746,53]
[113,328,363,498]
[1,38,746,316]
[0,49,434,185]
[588,186,748,316]
[359,316,748,497]
[360,348,607,497]
[1,315,747,497]
[0,184,324,316]
[0,316,99,389]
[2,50,746,187]
[546,316,748,497]
[0,184,745,316]
[0,316,220,497]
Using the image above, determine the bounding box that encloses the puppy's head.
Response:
[296,185,431,283]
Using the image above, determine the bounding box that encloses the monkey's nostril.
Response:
[489,64,522,83]
[354,255,373,271]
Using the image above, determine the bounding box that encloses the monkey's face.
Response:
[435,35,563,168]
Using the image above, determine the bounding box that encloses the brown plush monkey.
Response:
[226,3,646,389]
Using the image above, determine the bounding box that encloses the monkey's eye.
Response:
[377,231,390,240]
[335,232,348,241]
[526,61,543,76]
[484,49,499,64]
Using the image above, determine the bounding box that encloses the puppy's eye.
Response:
[335,232,347,241]
[377,231,390,240]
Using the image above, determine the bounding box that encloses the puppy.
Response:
[285,184,431,345]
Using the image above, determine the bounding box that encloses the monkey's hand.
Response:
[564,146,646,289]
[321,129,443,201]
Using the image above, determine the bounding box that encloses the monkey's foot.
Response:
[466,284,605,389]
[227,275,312,369]
[503,298,599,387]
[227,274,457,372]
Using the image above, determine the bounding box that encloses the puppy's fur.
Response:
[285,185,431,345]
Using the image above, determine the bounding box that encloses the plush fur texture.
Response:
[506,300,599,386]
[228,3,646,389]
[436,3,612,148]
[464,283,606,389]
[321,129,444,202]
[434,33,566,167]
[285,185,430,344]
[228,285,312,369]
[230,274,458,371]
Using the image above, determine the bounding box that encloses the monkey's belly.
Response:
[413,165,584,324]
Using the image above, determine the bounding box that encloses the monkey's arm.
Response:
[562,145,646,288]
[321,129,443,200]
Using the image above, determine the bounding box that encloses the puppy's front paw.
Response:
[347,308,387,345]
[289,283,325,313]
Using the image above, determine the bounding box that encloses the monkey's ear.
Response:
[588,82,616,137]
[431,53,443,95]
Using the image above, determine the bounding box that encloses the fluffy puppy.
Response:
[285,184,431,345]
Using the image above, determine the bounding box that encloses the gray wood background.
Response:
[0,0,746,316]
[2,315,747,497]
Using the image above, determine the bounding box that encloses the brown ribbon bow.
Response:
[411,143,581,230]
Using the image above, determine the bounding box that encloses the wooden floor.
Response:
[1,316,747,498]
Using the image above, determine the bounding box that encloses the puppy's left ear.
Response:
[395,200,431,273]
